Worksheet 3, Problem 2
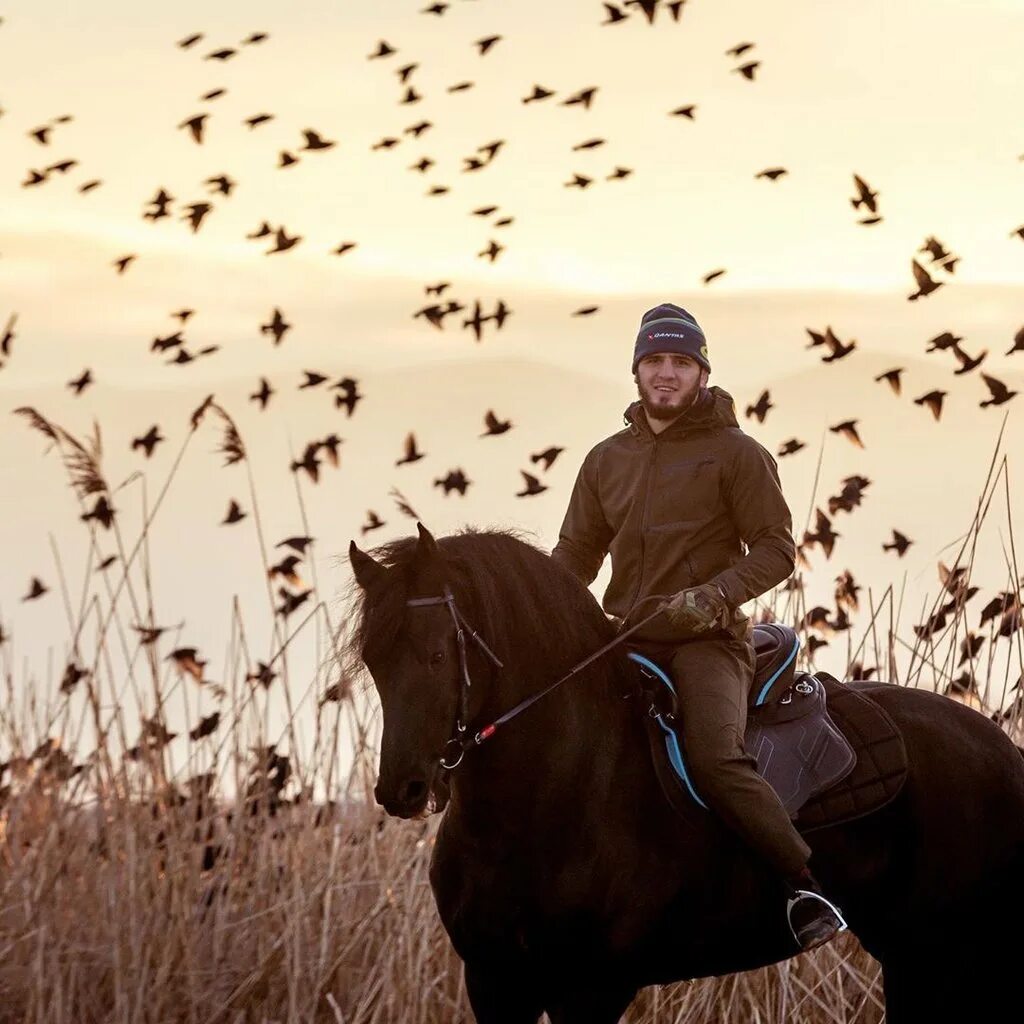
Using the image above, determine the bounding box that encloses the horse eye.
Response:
[429,650,446,666]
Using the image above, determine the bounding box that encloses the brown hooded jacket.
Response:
[550,385,796,644]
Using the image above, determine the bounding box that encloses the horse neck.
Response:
[448,633,638,821]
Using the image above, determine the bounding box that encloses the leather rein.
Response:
[406,585,668,770]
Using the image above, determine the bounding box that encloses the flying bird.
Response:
[222,500,246,525]
[132,425,165,457]
[829,419,864,448]
[979,374,1018,408]
[517,471,548,497]
[745,389,773,423]
[531,446,565,471]
[913,390,947,421]
[882,529,913,557]
[481,410,512,436]
[873,368,903,395]
[178,114,207,144]
[907,259,943,301]
[260,308,291,345]
[396,432,426,465]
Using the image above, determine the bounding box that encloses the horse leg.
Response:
[545,983,638,1024]
[464,962,544,1024]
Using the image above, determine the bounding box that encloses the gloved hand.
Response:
[660,583,731,634]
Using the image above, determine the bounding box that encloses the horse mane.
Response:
[337,526,621,696]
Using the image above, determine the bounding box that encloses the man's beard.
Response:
[638,378,703,422]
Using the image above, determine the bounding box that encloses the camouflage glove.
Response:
[661,583,731,634]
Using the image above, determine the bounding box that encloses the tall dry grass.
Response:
[0,399,1021,1023]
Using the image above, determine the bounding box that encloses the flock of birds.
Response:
[2,0,1024,770]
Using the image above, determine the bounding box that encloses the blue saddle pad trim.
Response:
[627,652,709,810]
[753,635,801,706]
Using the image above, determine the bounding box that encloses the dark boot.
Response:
[785,867,847,951]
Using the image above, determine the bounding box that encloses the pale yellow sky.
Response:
[1,0,1023,767]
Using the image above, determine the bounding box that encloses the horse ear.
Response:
[349,539,388,591]
[414,521,442,563]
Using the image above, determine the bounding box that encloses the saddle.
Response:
[629,623,908,833]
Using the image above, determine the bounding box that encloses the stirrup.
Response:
[785,888,849,948]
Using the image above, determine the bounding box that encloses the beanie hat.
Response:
[631,303,710,375]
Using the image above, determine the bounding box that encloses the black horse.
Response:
[345,524,1024,1023]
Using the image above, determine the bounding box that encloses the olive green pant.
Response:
[632,630,812,879]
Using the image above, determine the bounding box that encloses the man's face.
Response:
[635,352,709,421]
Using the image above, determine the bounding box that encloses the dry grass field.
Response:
[1,403,1020,1023]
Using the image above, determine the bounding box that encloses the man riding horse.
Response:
[550,302,846,951]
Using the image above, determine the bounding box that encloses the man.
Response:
[549,301,846,951]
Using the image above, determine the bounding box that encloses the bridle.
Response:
[405,585,669,770]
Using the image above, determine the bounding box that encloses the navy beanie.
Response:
[631,303,710,375]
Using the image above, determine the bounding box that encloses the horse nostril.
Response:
[400,779,427,806]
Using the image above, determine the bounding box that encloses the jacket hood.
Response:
[623,385,739,439]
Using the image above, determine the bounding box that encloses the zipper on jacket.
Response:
[625,436,660,621]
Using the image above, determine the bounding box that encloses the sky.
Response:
[1,0,1023,776]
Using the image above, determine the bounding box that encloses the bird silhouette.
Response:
[267,227,301,254]
[244,113,274,129]
[882,530,913,557]
[572,306,599,316]
[250,377,274,409]
[291,443,321,483]
[530,446,565,471]
[562,86,598,109]
[132,425,165,457]
[181,202,212,233]
[602,3,629,24]
[435,469,471,496]
[260,308,291,345]
[475,34,502,55]
[481,410,512,436]
[167,647,207,682]
[950,342,987,374]
[731,61,760,81]
[516,471,548,497]
[301,129,335,151]
[361,511,386,534]
[22,577,48,601]
[907,259,942,301]
[113,255,136,274]
[222,500,246,525]
[850,174,879,213]
[268,555,304,589]
[189,713,221,742]
[702,269,726,284]
[205,174,235,196]
[68,368,92,394]
[320,433,343,468]
[873,368,903,395]
[522,85,555,103]
[276,535,314,555]
[979,374,1018,407]
[334,377,363,416]
[925,331,962,352]
[777,438,806,457]
[143,188,174,221]
[300,371,328,389]
[397,432,426,465]
[745,389,773,423]
[829,419,864,448]
[913,390,947,421]
[1,313,17,359]
[178,114,207,144]
[755,167,788,181]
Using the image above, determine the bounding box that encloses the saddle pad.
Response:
[793,675,908,833]
[639,671,907,835]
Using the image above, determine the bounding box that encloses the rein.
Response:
[406,586,668,770]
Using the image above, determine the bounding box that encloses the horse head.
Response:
[348,522,482,819]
